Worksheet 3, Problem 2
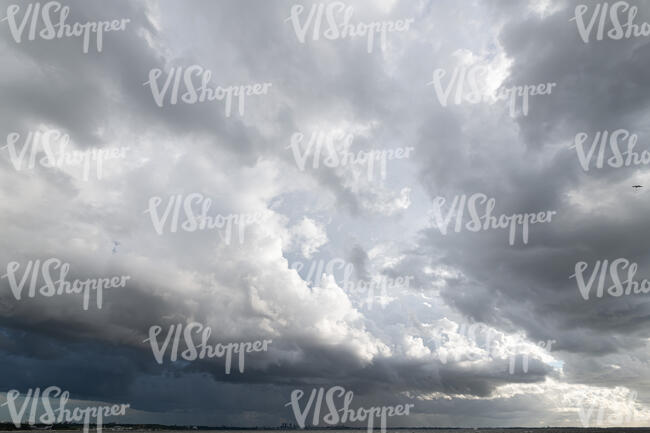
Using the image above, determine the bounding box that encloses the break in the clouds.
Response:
[0,0,650,429]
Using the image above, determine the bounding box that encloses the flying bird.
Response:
[112,241,121,254]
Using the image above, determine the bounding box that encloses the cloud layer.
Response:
[1,0,650,428]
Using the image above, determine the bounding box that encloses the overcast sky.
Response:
[1,0,650,429]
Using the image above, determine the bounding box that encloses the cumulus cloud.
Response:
[0,0,649,428]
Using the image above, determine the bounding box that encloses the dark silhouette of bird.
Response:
[633,185,643,191]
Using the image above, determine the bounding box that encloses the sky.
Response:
[1,0,650,429]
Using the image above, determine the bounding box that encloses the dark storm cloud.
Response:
[406,0,650,406]
[1,0,649,428]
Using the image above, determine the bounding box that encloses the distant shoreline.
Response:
[1,425,650,432]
